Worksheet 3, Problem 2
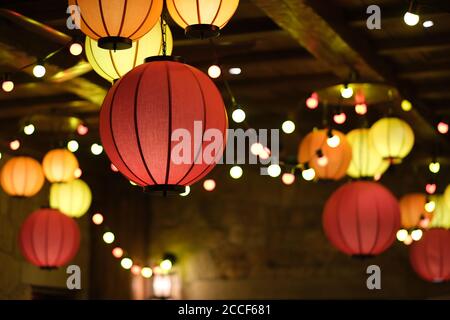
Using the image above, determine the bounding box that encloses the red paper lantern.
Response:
[410,228,450,282]
[19,208,80,269]
[99,58,228,194]
[323,181,400,257]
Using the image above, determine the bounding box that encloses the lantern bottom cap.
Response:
[143,184,186,196]
[351,254,375,260]
[185,24,220,39]
[98,37,132,50]
[144,55,183,63]
[39,266,58,271]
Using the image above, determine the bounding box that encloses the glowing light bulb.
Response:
[396,229,408,242]
[2,80,14,92]
[229,67,241,75]
[419,217,430,229]
[110,163,119,172]
[327,134,340,148]
[302,168,315,181]
[403,235,413,245]
[250,142,264,156]
[267,164,281,178]
[208,65,221,79]
[404,12,420,26]
[112,247,124,258]
[92,213,104,225]
[73,168,82,178]
[160,259,173,272]
[411,229,423,241]
[203,179,216,191]
[429,161,440,174]
[340,85,353,99]
[77,124,89,136]
[180,186,191,197]
[141,267,153,278]
[67,140,79,152]
[437,121,449,134]
[23,124,35,135]
[229,166,243,179]
[281,173,295,185]
[131,265,142,276]
[232,108,246,123]
[355,103,367,115]
[401,99,412,112]
[130,180,137,186]
[33,64,46,78]
[423,20,434,28]
[281,120,296,134]
[426,183,436,195]
[425,200,436,213]
[69,42,83,56]
[306,93,319,109]
[121,258,133,270]
[333,112,346,124]
[259,147,271,160]
[91,143,103,155]
[317,155,329,167]
[103,231,115,244]
[9,140,20,151]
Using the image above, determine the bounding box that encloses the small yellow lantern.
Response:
[429,195,450,229]
[50,179,92,218]
[42,149,79,183]
[444,184,450,209]
[0,156,45,197]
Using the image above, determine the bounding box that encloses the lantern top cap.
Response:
[144,55,184,63]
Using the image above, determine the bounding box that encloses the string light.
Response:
[203,179,216,191]
[426,183,436,195]
[259,147,271,160]
[141,267,153,278]
[250,142,264,156]
[23,124,35,135]
[316,150,328,167]
[110,163,119,172]
[333,112,346,125]
[103,231,115,244]
[9,139,20,151]
[232,108,246,123]
[419,215,430,229]
[92,213,104,225]
[340,84,353,99]
[281,173,295,185]
[33,64,46,78]
[180,186,191,197]
[401,100,412,112]
[396,229,408,242]
[355,103,367,115]
[403,235,413,245]
[326,131,340,148]
[267,164,281,178]
[1,80,14,92]
[429,161,440,174]
[301,166,316,181]
[404,12,419,26]
[112,247,124,258]
[423,20,434,28]
[131,265,142,276]
[411,229,423,241]
[77,123,89,136]
[424,199,436,213]
[121,258,133,270]
[229,166,243,179]
[69,42,83,56]
[281,120,296,134]
[160,259,173,272]
[129,180,138,186]
[306,93,319,109]
[74,168,82,178]
[207,65,221,79]
[229,67,241,75]
[437,121,448,134]
[91,143,103,155]
[67,140,79,152]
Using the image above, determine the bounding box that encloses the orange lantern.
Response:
[68,0,163,49]
[297,129,352,180]
[0,156,45,197]
[399,193,431,229]
[42,149,79,183]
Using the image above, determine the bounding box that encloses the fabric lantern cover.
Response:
[444,184,450,209]
[167,0,239,38]
[410,228,450,282]
[399,193,431,229]
[19,208,80,268]
[346,128,389,179]
[68,0,163,49]
[50,179,92,218]
[323,181,401,257]
[42,149,79,183]
[0,156,45,197]
[99,58,228,194]
[298,129,352,180]
[369,117,414,163]
[85,19,173,83]
[429,195,450,229]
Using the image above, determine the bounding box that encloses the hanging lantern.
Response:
[369,117,414,163]
[99,58,228,194]
[85,19,173,83]
[297,129,352,180]
[444,184,450,208]
[346,129,389,179]
[166,0,239,38]
[68,0,163,49]
[50,179,92,218]
[42,149,79,183]
[410,228,450,283]
[399,193,431,229]
[0,156,45,197]
[429,195,450,229]
[19,208,80,269]
[323,181,400,257]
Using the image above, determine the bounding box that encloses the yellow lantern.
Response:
[429,195,450,229]
[0,156,45,197]
[42,149,79,183]
[85,19,173,83]
[369,117,414,163]
[346,129,389,179]
[50,179,92,218]
[444,185,450,209]
[167,0,240,38]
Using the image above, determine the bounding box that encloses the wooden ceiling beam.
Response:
[378,33,450,55]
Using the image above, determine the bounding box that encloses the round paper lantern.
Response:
[444,184,450,208]
[99,58,228,194]
[298,129,352,180]
[0,156,45,197]
[19,208,80,268]
[167,0,239,38]
[346,128,389,179]
[429,195,450,229]
[369,117,414,163]
[399,193,429,229]
[85,19,173,83]
[410,228,450,282]
[323,181,401,257]
[50,179,92,218]
[42,149,79,183]
[68,0,163,49]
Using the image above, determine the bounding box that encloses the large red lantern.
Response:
[19,208,80,269]
[99,58,228,194]
[323,181,400,257]
[410,228,450,283]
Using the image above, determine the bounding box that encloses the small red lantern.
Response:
[323,181,400,257]
[99,58,228,194]
[19,208,80,269]
[410,228,450,283]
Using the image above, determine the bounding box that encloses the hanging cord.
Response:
[160,19,168,56]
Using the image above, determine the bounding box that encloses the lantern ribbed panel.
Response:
[0,156,45,197]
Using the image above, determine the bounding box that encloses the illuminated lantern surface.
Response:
[167,0,239,38]
[410,228,450,282]
[99,59,228,194]
[85,19,173,83]
[0,156,45,197]
[50,179,92,218]
[298,129,352,180]
[369,117,414,163]
[399,193,429,229]
[68,0,163,49]
[346,128,389,179]
[429,195,450,229]
[444,185,450,208]
[42,149,79,183]
[19,208,80,268]
[323,181,400,256]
